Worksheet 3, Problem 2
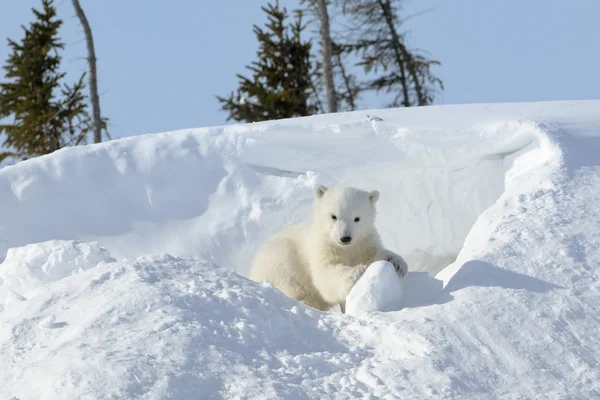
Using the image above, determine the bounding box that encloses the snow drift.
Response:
[1,100,600,398]
[0,102,568,276]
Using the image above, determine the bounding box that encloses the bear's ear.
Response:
[368,190,380,204]
[315,184,328,199]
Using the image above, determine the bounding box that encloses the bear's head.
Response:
[313,185,379,247]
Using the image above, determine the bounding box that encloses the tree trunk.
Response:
[317,0,338,113]
[71,0,103,143]
[377,0,413,107]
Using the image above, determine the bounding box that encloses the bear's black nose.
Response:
[340,236,352,244]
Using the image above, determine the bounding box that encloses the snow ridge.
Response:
[1,100,600,398]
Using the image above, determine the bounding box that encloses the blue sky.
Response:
[1,0,598,139]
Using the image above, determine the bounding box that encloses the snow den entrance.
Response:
[345,159,507,276]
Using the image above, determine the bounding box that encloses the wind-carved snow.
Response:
[0,240,115,308]
[1,100,600,398]
[0,110,556,278]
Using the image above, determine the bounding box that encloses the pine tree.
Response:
[339,0,443,107]
[217,1,320,123]
[0,0,92,163]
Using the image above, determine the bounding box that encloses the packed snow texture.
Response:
[1,100,600,398]
[0,240,114,300]
[345,261,405,316]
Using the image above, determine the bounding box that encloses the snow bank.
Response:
[1,100,600,398]
[2,251,427,399]
[0,253,329,398]
[1,101,586,277]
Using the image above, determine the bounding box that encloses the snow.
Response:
[0,240,114,299]
[345,261,405,316]
[1,100,600,398]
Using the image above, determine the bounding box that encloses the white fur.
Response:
[250,185,408,312]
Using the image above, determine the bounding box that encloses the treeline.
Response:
[0,0,442,163]
[217,0,443,123]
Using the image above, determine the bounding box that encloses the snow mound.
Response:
[346,261,405,315]
[0,252,380,399]
[0,101,582,277]
[1,101,600,398]
[0,240,114,301]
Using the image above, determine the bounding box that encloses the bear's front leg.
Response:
[375,249,408,278]
[311,263,368,306]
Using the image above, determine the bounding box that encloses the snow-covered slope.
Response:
[1,100,600,398]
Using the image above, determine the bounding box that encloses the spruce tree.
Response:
[339,0,443,107]
[0,0,92,163]
[217,1,320,123]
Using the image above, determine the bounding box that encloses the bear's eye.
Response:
[331,215,337,220]
[354,217,360,222]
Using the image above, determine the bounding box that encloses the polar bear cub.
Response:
[250,185,408,312]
